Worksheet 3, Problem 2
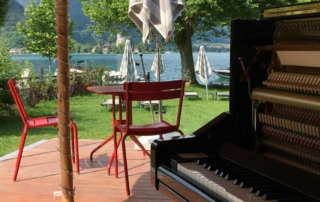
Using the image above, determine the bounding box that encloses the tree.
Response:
[0,0,9,27]
[17,0,75,73]
[81,0,312,84]
[0,38,22,115]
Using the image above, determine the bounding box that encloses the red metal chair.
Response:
[114,80,185,196]
[7,79,80,181]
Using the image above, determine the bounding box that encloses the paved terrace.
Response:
[0,139,169,202]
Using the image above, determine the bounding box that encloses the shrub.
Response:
[69,62,110,95]
[0,42,110,113]
[0,38,23,115]
[25,62,110,105]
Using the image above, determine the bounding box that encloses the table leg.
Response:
[90,94,124,178]
[112,95,119,178]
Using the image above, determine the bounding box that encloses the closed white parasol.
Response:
[195,46,213,100]
[119,40,138,82]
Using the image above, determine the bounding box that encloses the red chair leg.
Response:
[121,134,130,196]
[90,135,113,161]
[130,135,151,158]
[71,122,80,174]
[13,125,28,181]
[113,128,119,178]
[70,128,75,164]
[107,132,122,176]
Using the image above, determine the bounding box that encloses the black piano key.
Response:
[276,196,315,202]
[226,170,257,181]
[239,180,274,188]
[205,163,223,171]
[276,196,316,202]
[262,191,302,200]
[256,189,273,197]
[196,155,224,165]
[203,162,214,169]
[225,174,236,180]
[232,174,263,185]
[249,184,284,193]
[206,165,215,171]
[196,159,207,165]
[214,168,223,175]
[256,188,292,197]
[219,171,227,178]
[218,165,250,178]
[207,161,241,172]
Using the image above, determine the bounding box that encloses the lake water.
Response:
[12,52,230,84]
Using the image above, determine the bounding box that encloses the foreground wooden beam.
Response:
[55,0,74,201]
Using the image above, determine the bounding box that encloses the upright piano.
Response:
[151,2,320,202]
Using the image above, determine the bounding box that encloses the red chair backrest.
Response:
[8,79,29,124]
[123,80,186,130]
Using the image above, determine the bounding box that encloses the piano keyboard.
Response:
[176,157,316,202]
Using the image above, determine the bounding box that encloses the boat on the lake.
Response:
[212,68,230,79]
[70,61,92,73]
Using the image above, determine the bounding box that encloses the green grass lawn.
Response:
[0,84,229,157]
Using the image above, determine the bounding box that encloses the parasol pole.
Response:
[139,54,148,81]
[156,34,162,122]
[55,0,74,201]
[205,69,209,100]
[140,54,155,123]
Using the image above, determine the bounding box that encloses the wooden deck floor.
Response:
[0,139,170,202]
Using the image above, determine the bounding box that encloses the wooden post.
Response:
[55,1,74,201]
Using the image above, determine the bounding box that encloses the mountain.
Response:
[0,0,25,48]
[15,0,92,31]
[3,0,109,48]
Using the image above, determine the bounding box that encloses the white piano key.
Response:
[178,162,277,202]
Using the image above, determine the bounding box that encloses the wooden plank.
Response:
[0,139,169,202]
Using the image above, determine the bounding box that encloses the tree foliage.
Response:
[0,38,22,115]
[81,0,312,84]
[17,0,75,72]
[0,0,10,27]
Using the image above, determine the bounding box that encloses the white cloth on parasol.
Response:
[119,40,138,82]
[151,52,165,79]
[128,0,185,43]
[195,46,213,100]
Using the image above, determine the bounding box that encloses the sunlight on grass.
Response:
[0,84,229,157]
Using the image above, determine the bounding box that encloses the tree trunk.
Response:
[176,23,198,85]
[55,1,74,202]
